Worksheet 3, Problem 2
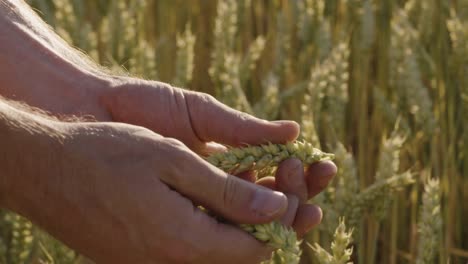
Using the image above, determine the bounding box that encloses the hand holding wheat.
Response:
[0,72,336,264]
[0,1,336,261]
[207,141,335,263]
[108,81,337,263]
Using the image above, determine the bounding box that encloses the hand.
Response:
[256,159,337,237]
[6,120,292,264]
[99,78,300,154]
[98,77,336,236]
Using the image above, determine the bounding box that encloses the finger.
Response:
[158,139,287,224]
[255,178,299,227]
[185,91,300,146]
[275,158,308,202]
[292,204,322,238]
[256,176,276,190]
[306,161,337,198]
[280,194,299,226]
[157,182,273,263]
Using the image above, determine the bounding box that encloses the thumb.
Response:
[185,91,300,146]
[211,173,288,224]
[159,140,288,224]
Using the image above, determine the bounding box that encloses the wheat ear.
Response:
[416,178,442,264]
[207,141,334,264]
[207,141,334,174]
[311,218,354,264]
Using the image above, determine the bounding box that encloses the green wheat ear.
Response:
[311,218,354,264]
[206,140,334,264]
[206,140,334,174]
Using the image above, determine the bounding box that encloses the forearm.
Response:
[0,0,110,118]
[0,97,64,212]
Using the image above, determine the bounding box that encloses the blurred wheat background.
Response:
[0,0,467,263]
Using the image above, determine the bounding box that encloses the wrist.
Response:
[0,3,113,120]
[0,102,67,212]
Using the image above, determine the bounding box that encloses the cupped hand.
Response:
[17,121,295,264]
[99,78,299,154]
[98,78,337,236]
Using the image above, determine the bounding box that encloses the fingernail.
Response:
[251,189,287,217]
[280,194,299,225]
[204,142,228,154]
[271,120,300,128]
[307,206,323,230]
[310,161,338,179]
[320,161,338,180]
[326,161,338,176]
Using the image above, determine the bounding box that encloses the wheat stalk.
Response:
[174,23,196,88]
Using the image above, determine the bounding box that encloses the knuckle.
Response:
[186,90,216,109]
[222,176,239,208]
[230,111,255,144]
[156,137,194,186]
[164,137,187,150]
[196,92,216,104]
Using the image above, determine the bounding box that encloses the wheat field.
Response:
[0,0,467,263]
